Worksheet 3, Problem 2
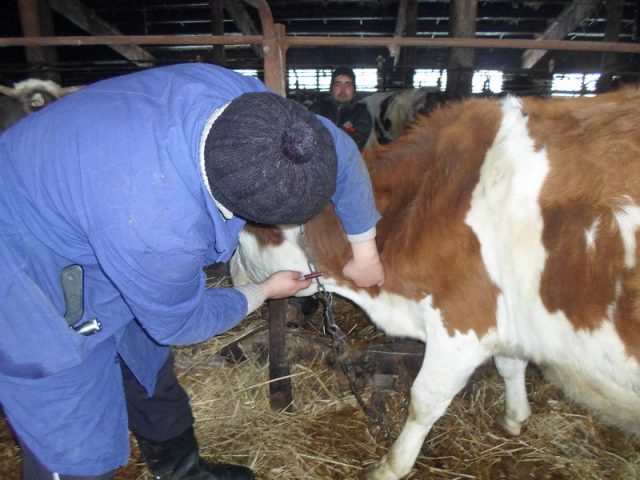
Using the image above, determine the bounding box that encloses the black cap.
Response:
[331,66,356,86]
[204,92,338,225]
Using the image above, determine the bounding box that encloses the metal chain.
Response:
[297,225,389,438]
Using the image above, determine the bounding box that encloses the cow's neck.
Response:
[306,98,502,305]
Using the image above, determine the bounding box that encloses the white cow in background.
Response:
[292,87,448,149]
[0,79,81,133]
[361,87,449,148]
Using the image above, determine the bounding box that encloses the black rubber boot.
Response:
[134,427,254,480]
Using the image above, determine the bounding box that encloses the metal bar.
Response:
[286,36,640,54]
[242,0,286,95]
[1,34,639,55]
[0,35,264,47]
[48,0,154,61]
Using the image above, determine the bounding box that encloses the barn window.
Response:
[551,73,601,97]
[233,69,259,78]
[413,69,447,90]
[351,69,378,92]
[288,69,333,91]
[287,68,377,92]
[472,70,504,94]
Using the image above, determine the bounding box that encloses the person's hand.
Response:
[259,270,312,300]
[342,239,385,288]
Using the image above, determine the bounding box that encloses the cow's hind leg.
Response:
[366,327,489,480]
[494,356,531,435]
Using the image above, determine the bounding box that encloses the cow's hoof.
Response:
[364,459,402,480]
[496,413,524,436]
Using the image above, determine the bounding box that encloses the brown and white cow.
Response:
[231,87,640,480]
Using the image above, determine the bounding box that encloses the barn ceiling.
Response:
[1,0,639,88]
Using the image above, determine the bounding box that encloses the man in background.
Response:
[309,66,372,150]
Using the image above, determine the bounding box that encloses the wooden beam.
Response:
[48,0,154,63]
[4,35,639,56]
[267,299,294,411]
[224,0,263,58]
[17,0,48,69]
[209,0,225,64]
[16,0,59,80]
[400,0,417,87]
[17,0,42,41]
[391,0,418,85]
[598,0,624,92]
[522,0,602,69]
[37,0,60,82]
[389,0,408,62]
[446,0,477,97]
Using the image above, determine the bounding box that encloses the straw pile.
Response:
[1,276,639,479]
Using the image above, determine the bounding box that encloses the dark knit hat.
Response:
[204,92,337,225]
[331,66,356,86]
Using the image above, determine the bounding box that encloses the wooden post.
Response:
[242,0,286,94]
[262,22,287,95]
[17,0,49,77]
[267,299,293,411]
[209,0,225,65]
[399,0,417,89]
[597,0,624,92]
[261,20,290,407]
[37,0,60,82]
[241,0,290,410]
[446,0,477,97]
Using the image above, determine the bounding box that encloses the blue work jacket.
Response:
[0,64,379,390]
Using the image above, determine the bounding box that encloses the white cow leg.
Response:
[493,355,531,435]
[367,329,488,480]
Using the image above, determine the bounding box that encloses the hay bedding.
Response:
[1,277,639,479]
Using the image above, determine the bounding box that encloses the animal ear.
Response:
[0,85,15,97]
[60,85,84,96]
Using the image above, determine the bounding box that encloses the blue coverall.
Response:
[0,64,380,475]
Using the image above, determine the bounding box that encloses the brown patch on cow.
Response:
[243,223,285,246]
[304,98,504,337]
[615,269,640,360]
[304,204,353,281]
[541,205,623,326]
[525,87,640,359]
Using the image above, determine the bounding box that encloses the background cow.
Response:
[0,79,80,133]
[361,87,449,148]
[292,87,448,149]
[231,88,640,479]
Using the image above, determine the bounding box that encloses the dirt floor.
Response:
[2,291,640,480]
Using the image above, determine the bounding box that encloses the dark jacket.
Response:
[309,96,372,149]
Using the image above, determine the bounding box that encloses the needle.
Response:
[303,271,325,280]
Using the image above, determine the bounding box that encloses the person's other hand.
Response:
[343,239,385,287]
[259,270,312,300]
